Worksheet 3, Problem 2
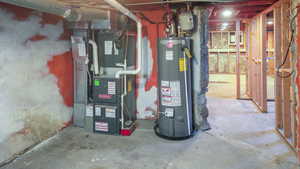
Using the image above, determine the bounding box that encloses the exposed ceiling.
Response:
[0,0,242,21]
[0,0,277,30]
[208,0,278,31]
[0,0,248,11]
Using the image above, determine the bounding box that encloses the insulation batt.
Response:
[0,9,72,142]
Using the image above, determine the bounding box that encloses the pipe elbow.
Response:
[137,21,142,28]
[63,9,82,22]
[88,40,97,47]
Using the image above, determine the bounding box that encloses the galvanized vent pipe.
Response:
[103,0,142,78]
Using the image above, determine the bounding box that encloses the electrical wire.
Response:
[276,28,295,78]
[136,12,166,25]
[277,7,299,78]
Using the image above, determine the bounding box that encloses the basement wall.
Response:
[208,31,247,74]
[136,10,166,119]
[0,3,73,164]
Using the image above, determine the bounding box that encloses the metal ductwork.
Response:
[0,0,108,21]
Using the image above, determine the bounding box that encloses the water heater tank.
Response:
[156,37,194,139]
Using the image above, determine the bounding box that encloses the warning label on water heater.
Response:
[161,80,181,107]
[165,50,174,61]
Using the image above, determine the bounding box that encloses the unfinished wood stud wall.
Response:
[247,0,298,153]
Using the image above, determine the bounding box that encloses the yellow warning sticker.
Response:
[179,58,186,72]
[127,80,132,92]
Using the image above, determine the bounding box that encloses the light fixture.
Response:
[222,9,233,17]
[222,22,229,27]
[220,22,228,31]
[267,21,273,25]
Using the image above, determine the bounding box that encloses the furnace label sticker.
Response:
[104,40,113,55]
[161,80,181,107]
[95,106,102,116]
[86,105,93,117]
[78,43,86,57]
[166,50,174,61]
[108,81,116,95]
[98,94,112,99]
[105,108,116,118]
[95,122,108,132]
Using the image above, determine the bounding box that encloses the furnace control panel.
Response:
[93,78,121,104]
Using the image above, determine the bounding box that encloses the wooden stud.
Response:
[281,0,292,138]
[249,21,254,98]
[236,19,241,99]
[247,13,267,112]
[227,32,230,73]
[246,24,250,97]
[274,5,283,129]
[261,14,268,112]
[292,92,297,147]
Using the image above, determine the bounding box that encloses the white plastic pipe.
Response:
[88,40,99,75]
[103,0,142,78]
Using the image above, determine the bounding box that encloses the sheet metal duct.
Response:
[0,0,108,21]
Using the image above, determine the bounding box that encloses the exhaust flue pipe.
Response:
[88,40,100,75]
[103,0,142,78]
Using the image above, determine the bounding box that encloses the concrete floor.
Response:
[208,74,275,100]
[1,96,299,169]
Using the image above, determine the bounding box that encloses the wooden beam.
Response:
[281,0,292,138]
[209,18,250,23]
[274,5,283,129]
[236,19,241,99]
[212,5,269,13]
[217,0,275,8]
[237,5,270,12]
[252,0,282,18]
